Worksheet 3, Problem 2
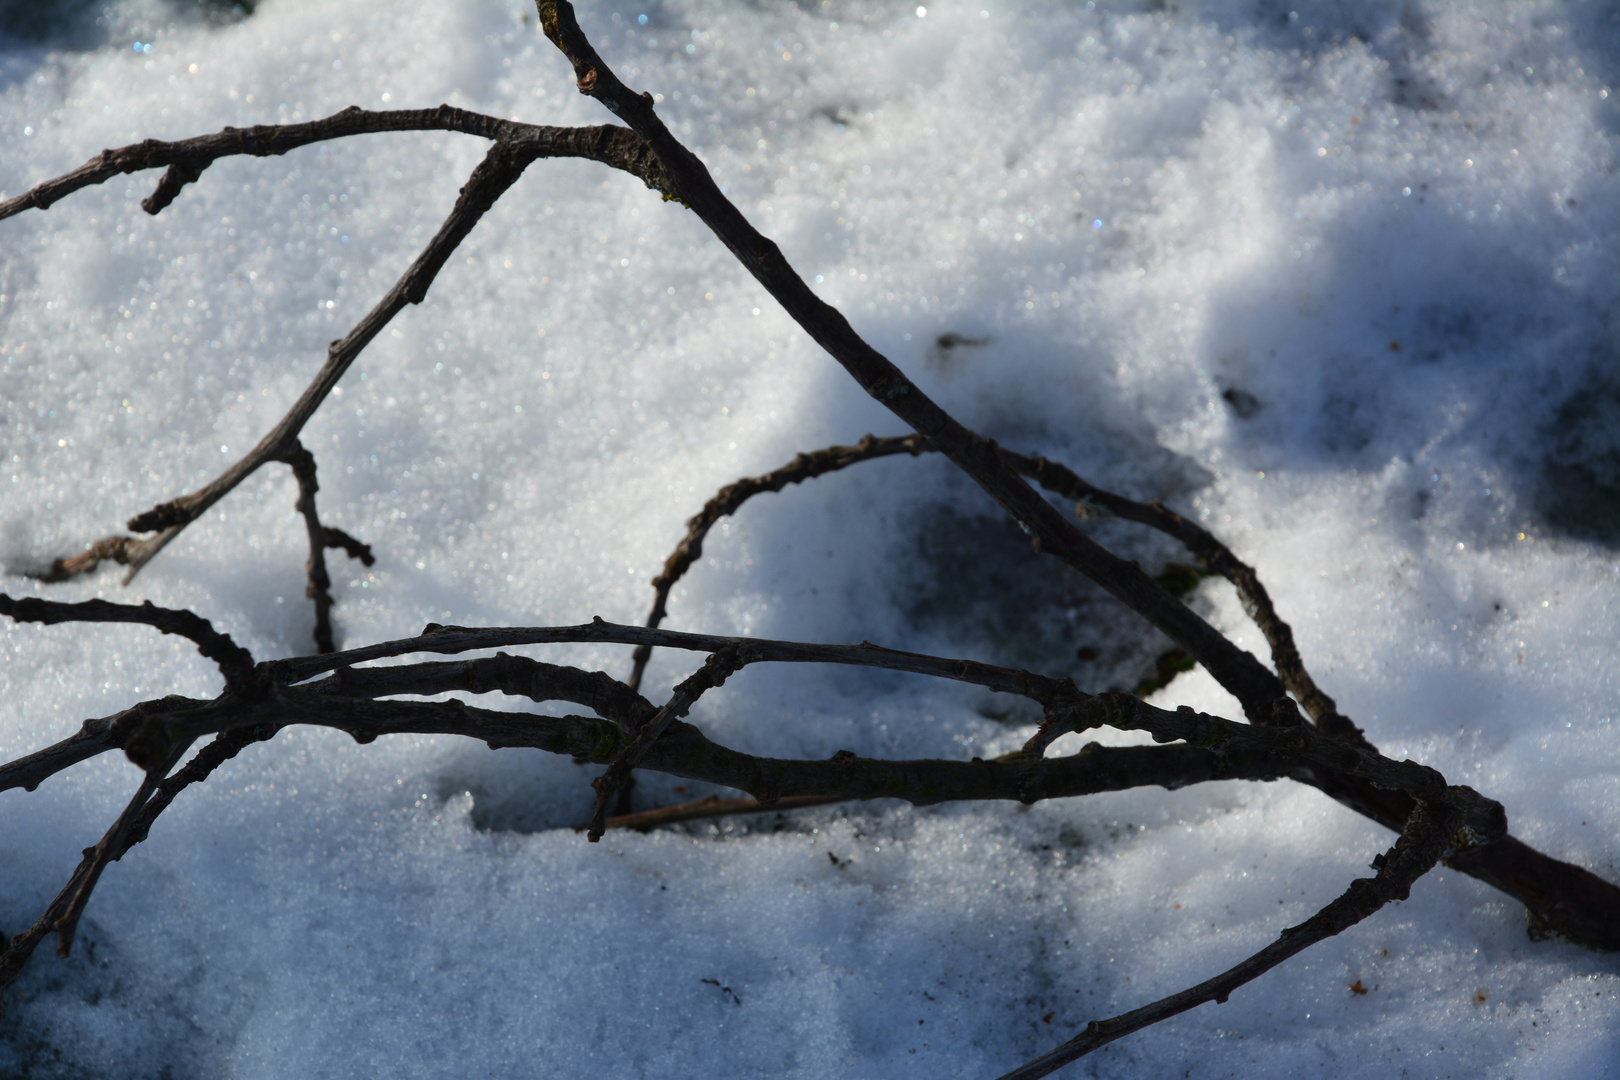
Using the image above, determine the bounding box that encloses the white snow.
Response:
[2,1,1618,1076]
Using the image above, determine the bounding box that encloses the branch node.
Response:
[141,159,206,215]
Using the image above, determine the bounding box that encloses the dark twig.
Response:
[0,10,1613,1065]
[273,619,1090,701]
[0,723,277,1005]
[304,652,658,730]
[4,695,1301,821]
[0,612,1605,1010]
[541,0,1620,956]
[628,433,929,691]
[279,441,342,654]
[999,797,1463,1080]
[998,449,1369,748]
[270,619,1514,850]
[0,594,256,691]
[618,433,929,815]
[585,793,851,832]
[0,708,132,795]
[32,535,137,583]
[668,433,1445,908]
[536,0,1289,731]
[322,526,375,567]
[50,739,193,958]
[0,847,100,1008]
[0,104,670,223]
[641,434,1361,750]
[632,434,1361,747]
[0,663,1299,1010]
[587,648,745,840]
[125,725,282,847]
[275,613,1620,943]
[116,138,541,583]
[12,108,673,594]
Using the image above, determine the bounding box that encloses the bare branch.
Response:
[84,694,1302,811]
[0,8,1614,1064]
[0,104,671,223]
[535,0,1289,730]
[1,845,101,1006]
[322,526,375,567]
[278,441,347,654]
[305,652,658,729]
[0,722,278,1005]
[629,433,1365,751]
[273,618,1507,846]
[268,616,1620,943]
[0,709,127,795]
[271,618,1087,702]
[0,594,256,691]
[587,648,745,839]
[587,793,850,832]
[999,796,1461,1080]
[113,139,540,585]
[51,739,193,958]
[31,535,138,584]
[22,109,671,596]
[998,448,1370,748]
[628,433,929,691]
[537,3,1620,956]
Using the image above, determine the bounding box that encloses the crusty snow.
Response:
[1,2,1617,1077]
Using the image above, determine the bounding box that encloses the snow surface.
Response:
[1,0,1618,1076]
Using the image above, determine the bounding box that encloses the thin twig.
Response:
[0,105,670,222]
[31,535,138,583]
[0,683,1298,1007]
[0,850,98,1009]
[51,739,194,958]
[0,723,277,1006]
[273,619,1503,841]
[322,526,375,567]
[36,693,1300,812]
[998,448,1369,748]
[279,441,341,654]
[114,139,540,583]
[543,3,1607,962]
[535,0,1289,730]
[585,793,851,832]
[10,109,673,592]
[0,594,256,691]
[631,433,1364,750]
[268,614,1620,944]
[628,433,929,691]
[998,797,1461,1080]
[587,648,745,839]
[273,618,1092,699]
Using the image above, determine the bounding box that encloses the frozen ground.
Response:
[1,1,1618,1076]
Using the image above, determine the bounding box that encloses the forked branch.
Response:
[536,0,1292,731]
[8,103,676,648]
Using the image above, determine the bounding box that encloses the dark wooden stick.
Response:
[999,797,1461,1079]
[627,433,930,691]
[529,0,1620,956]
[0,105,670,223]
[586,793,851,832]
[535,1,1288,730]
[0,594,255,691]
